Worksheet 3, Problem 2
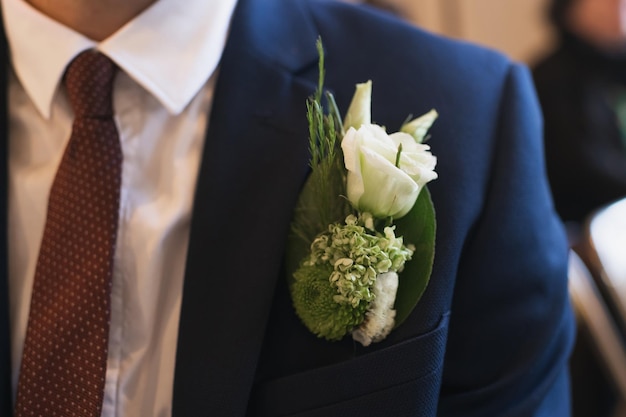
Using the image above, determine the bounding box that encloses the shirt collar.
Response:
[2,0,238,118]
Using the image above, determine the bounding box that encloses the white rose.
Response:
[341,124,437,219]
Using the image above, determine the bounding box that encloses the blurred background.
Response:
[365,0,554,65]
[347,0,554,64]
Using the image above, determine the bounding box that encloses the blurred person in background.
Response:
[534,2,626,416]
[533,0,626,239]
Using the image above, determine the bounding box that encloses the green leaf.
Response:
[392,186,436,327]
[286,162,351,290]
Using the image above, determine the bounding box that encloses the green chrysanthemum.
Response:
[292,263,368,341]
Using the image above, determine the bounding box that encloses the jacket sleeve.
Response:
[437,63,576,417]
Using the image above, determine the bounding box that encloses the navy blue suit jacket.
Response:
[0,0,575,416]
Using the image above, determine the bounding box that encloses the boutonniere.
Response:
[286,40,438,346]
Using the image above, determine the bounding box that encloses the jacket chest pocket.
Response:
[249,312,450,417]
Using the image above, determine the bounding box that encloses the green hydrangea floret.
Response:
[292,213,413,341]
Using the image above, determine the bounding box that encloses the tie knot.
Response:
[64,50,118,118]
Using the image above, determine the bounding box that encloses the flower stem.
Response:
[395,143,403,168]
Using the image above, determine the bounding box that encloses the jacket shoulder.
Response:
[306,0,515,88]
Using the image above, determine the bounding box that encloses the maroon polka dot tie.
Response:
[15,50,121,417]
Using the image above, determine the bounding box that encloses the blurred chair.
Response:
[570,197,626,416]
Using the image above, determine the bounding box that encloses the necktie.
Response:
[15,50,121,417]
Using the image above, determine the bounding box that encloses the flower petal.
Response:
[343,80,372,131]
[400,109,438,143]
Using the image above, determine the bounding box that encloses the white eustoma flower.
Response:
[341,123,437,219]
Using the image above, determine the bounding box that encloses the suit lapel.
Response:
[172,0,320,415]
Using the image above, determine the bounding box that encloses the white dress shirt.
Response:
[2,0,238,415]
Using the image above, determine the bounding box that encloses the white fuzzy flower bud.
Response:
[352,271,399,346]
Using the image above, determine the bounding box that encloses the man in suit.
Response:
[0,0,575,416]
